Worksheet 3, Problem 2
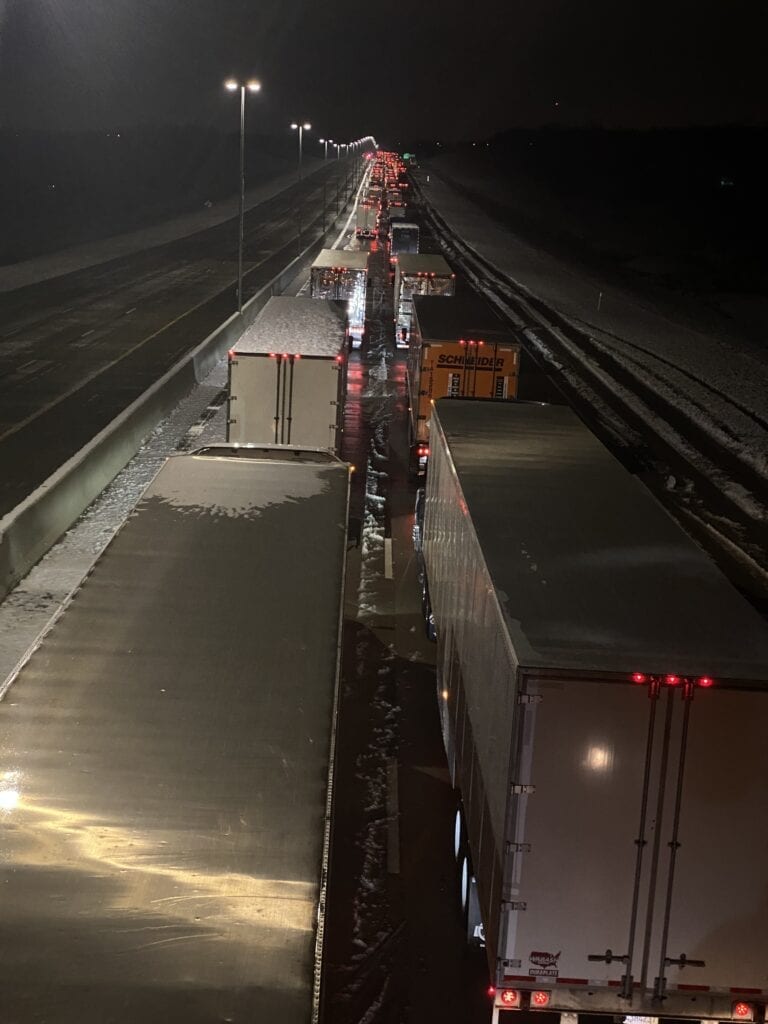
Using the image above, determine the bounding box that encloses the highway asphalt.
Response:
[0,161,356,518]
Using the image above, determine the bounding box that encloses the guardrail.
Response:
[0,176,361,601]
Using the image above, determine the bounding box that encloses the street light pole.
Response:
[290,121,311,180]
[225,77,261,314]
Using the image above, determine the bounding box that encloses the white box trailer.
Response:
[390,221,420,258]
[0,444,350,1024]
[394,253,455,344]
[227,295,347,452]
[355,202,378,238]
[309,248,369,337]
[423,399,768,1024]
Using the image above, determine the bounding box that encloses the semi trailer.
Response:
[407,293,520,471]
[227,295,348,451]
[309,248,369,338]
[390,221,420,259]
[394,253,455,345]
[0,444,351,1024]
[355,202,378,239]
[422,399,768,1024]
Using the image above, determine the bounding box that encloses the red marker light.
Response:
[269,352,277,358]
[532,991,551,1008]
[336,355,343,363]
[294,353,301,360]
[487,986,497,999]
[500,989,520,1007]
[665,674,680,686]
[478,340,485,346]
[732,1003,754,1020]
[632,673,647,684]
[228,348,236,360]
[698,676,714,688]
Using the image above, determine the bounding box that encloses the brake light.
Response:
[733,1002,755,1020]
[531,991,551,1008]
[500,989,521,1007]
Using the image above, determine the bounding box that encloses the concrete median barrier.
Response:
[0,187,360,601]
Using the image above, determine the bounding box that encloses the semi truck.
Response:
[407,293,520,471]
[394,252,455,345]
[355,201,377,239]
[0,444,350,1024]
[309,248,369,339]
[227,295,348,451]
[422,399,768,1024]
[390,221,420,259]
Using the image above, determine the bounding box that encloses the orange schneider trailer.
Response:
[407,293,520,467]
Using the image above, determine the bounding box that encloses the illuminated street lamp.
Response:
[333,142,340,160]
[290,122,312,180]
[224,77,261,314]
[318,137,332,160]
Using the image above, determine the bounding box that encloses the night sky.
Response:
[0,0,765,142]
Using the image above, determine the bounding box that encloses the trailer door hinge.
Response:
[517,693,543,705]
[504,901,527,911]
[227,418,237,425]
[510,784,536,795]
[505,842,531,854]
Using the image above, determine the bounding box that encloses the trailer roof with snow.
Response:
[234,295,347,357]
[430,399,768,682]
[0,445,350,1023]
[396,253,453,276]
[413,292,516,345]
[311,248,369,272]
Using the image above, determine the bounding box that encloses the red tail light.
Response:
[665,674,680,686]
[698,676,714,688]
[733,1002,755,1020]
[500,989,520,1007]
[632,673,647,683]
[531,991,551,1008]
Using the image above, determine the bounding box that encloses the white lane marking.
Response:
[386,757,400,875]
[331,164,372,250]
[80,329,95,338]
[384,537,393,579]
[124,307,137,315]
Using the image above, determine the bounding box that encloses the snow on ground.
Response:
[417,169,768,462]
[0,159,327,292]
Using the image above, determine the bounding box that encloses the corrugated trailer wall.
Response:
[424,418,520,963]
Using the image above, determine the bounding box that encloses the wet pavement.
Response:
[323,222,490,1023]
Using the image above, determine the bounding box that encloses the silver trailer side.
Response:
[0,446,350,1024]
[423,399,768,1023]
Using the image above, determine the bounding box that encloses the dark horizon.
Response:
[1,0,766,142]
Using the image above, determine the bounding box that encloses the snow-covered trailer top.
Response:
[0,445,350,1024]
[428,398,768,681]
[311,248,369,273]
[234,295,348,357]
